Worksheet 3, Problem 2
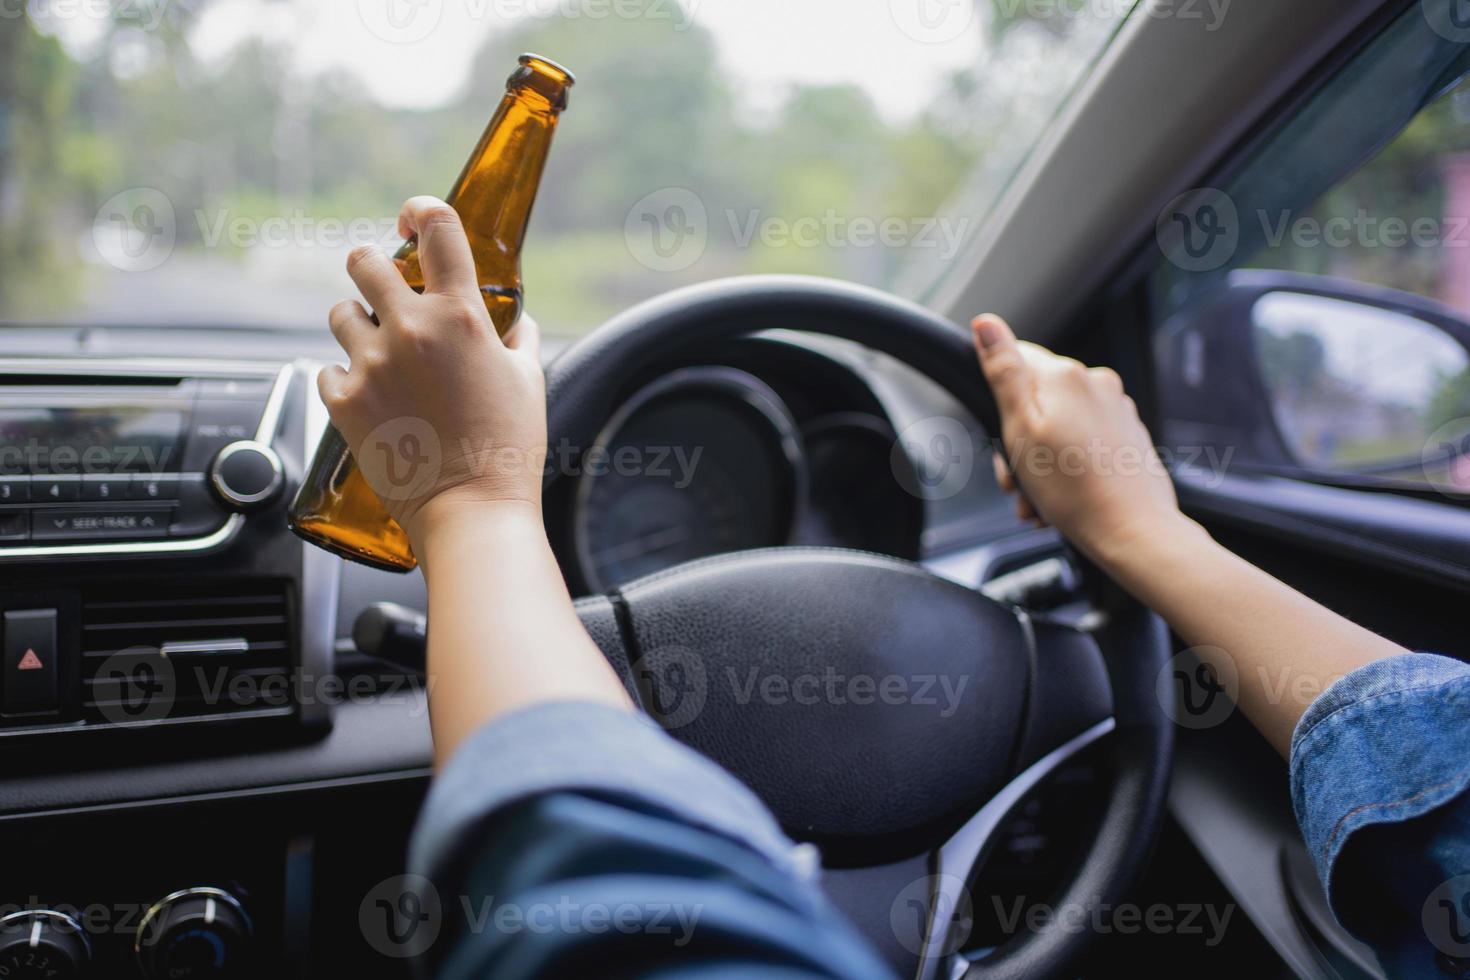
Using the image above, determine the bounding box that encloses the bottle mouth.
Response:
[519,53,575,85]
[510,53,575,110]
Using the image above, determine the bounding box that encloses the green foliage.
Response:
[0,2,988,331]
[1428,365,1470,432]
[1256,328,1328,393]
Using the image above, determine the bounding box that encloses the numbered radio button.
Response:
[34,479,81,502]
[129,476,180,501]
[83,477,133,501]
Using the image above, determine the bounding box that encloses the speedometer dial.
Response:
[574,368,804,592]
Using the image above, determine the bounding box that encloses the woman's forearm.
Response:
[414,499,634,769]
[1092,515,1407,756]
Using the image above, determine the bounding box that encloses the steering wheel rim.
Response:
[544,274,1174,980]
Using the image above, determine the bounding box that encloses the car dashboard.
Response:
[0,321,1077,977]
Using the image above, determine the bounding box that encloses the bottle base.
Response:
[288,518,419,573]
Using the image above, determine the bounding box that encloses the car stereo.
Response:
[0,362,291,559]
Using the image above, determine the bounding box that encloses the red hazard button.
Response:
[3,609,58,716]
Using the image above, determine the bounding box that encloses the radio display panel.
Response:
[0,399,187,476]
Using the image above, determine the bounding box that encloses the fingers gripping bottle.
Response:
[289,54,573,571]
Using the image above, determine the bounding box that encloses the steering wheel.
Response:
[544,275,1173,980]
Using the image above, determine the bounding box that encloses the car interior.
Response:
[2,0,1469,977]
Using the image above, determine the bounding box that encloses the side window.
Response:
[1151,2,1470,499]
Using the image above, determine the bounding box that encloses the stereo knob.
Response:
[209,441,284,511]
[0,909,90,979]
[136,888,251,979]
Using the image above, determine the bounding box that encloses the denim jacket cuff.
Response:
[1289,653,1470,909]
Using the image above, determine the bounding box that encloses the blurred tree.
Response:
[0,20,82,311]
[1257,329,1329,394]
[0,0,985,331]
[1428,365,1470,431]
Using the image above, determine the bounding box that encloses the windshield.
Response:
[0,0,1128,334]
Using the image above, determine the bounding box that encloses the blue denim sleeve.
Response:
[1290,653,1470,977]
[408,701,895,980]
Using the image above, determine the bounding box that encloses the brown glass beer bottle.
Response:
[288,54,573,572]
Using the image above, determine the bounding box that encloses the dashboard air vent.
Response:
[79,582,294,726]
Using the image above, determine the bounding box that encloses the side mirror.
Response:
[1157,270,1470,494]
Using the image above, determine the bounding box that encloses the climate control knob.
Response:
[209,441,284,511]
[135,888,252,979]
[0,909,90,979]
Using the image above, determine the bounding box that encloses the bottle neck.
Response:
[441,89,563,289]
